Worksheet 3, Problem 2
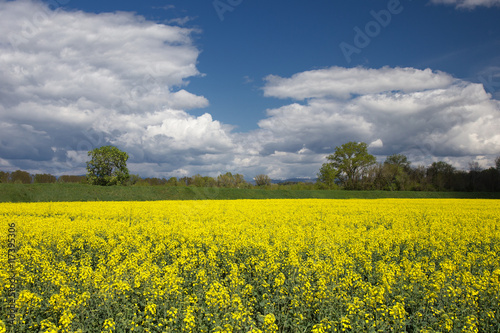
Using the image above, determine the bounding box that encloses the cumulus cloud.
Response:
[430,0,500,8]
[0,0,233,176]
[1,0,499,180]
[263,67,454,100]
[257,66,500,173]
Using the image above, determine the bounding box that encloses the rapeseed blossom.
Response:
[1,199,499,332]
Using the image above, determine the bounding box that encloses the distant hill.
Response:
[272,178,317,184]
[246,177,317,185]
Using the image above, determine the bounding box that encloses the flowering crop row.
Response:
[1,199,499,332]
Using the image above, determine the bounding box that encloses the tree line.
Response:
[0,146,274,188]
[317,142,500,192]
[1,144,499,191]
[0,171,86,184]
[0,169,276,188]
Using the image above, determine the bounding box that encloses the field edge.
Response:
[1,183,500,202]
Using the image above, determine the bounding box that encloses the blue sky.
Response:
[0,0,499,179]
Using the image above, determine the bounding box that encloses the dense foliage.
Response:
[323,142,376,190]
[86,146,130,186]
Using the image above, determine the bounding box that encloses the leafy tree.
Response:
[468,161,482,173]
[0,171,9,183]
[191,174,203,187]
[217,172,233,188]
[384,154,411,171]
[140,177,164,186]
[254,174,272,187]
[468,161,482,192]
[205,176,217,188]
[10,170,32,184]
[479,168,500,192]
[233,174,247,188]
[408,165,432,191]
[127,174,141,186]
[362,163,382,190]
[382,154,411,190]
[34,173,57,183]
[217,172,247,188]
[58,175,87,184]
[166,177,179,187]
[179,176,192,186]
[317,163,338,189]
[426,161,455,191]
[86,146,130,186]
[326,142,376,190]
[192,174,217,187]
[496,156,500,171]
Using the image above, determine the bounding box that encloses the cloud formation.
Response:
[0,1,499,180]
[430,0,500,8]
[263,67,454,100]
[258,66,500,171]
[0,0,233,176]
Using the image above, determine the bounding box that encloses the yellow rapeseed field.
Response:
[1,199,500,332]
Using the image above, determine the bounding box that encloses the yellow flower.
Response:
[2,199,499,333]
[101,318,116,333]
[59,310,74,329]
[263,313,278,333]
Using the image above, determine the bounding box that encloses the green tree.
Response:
[192,174,208,187]
[34,173,57,183]
[179,176,192,186]
[233,174,247,188]
[0,171,9,183]
[326,142,376,190]
[217,172,247,188]
[127,174,141,186]
[10,170,32,184]
[166,177,179,187]
[86,146,130,186]
[191,175,216,187]
[58,175,87,184]
[317,163,338,189]
[426,161,455,191]
[382,154,411,191]
[143,177,166,186]
[254,174,271,187]
[384,154,411,171]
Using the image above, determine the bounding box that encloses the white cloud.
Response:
[369,139,384,149]
[0,0,232,176]
[263,67,454,100]
[1,1,499,180]
[430,0,500,8]
[258,66,500,173]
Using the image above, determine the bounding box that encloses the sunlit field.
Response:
[1,199,500,332]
